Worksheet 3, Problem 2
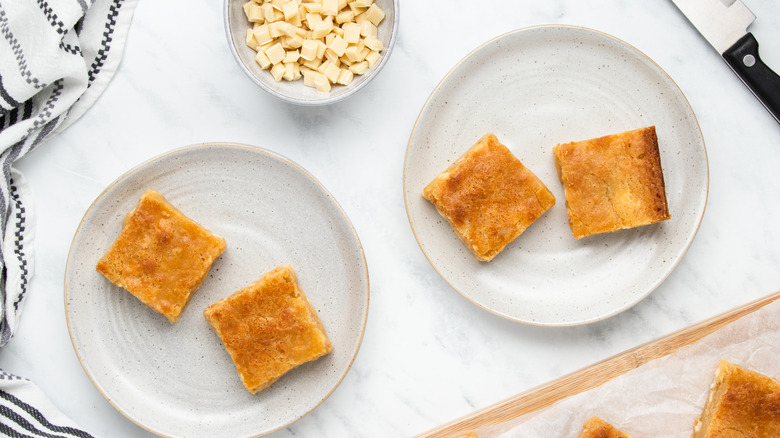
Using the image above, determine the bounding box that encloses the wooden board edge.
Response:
[416,291,780,438]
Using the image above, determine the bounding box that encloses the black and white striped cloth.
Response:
[0,0,136,435]
[0,371,95,438]
[0,0,137,342]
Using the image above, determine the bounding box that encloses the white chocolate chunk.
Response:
[365,50,380,67]
[311,20,333,39]
[314,73,331,92]
[284,49,300,63]
[253,24,273,45]
[363,35,383,51]
[343,22,360,44]
[364,4,384,25]
[328,35,348,57]
[348,60,368,75]
[321,0,339,16]
[300,39,319,61]
[336,10,355,24]
[337,68,353,85]
[323,61,341,83]
[247,4,265,22]
[359,20,376,37]
[264,42,286,64]
[246,29,259,50]
[270,62,286,81]
[255,50,272,69]
[281,1,298,21]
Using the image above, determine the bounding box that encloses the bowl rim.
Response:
[223,0,399,106]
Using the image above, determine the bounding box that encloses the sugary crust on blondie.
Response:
[96,190,226,323]
[553,126,670,239]
[422,133,556,261]
[692,360,780,437]
[203,265,332,394]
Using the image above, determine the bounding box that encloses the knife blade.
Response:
[671,0,780,123]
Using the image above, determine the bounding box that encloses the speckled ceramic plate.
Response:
[404,25,708,326]
[65,143,369,437]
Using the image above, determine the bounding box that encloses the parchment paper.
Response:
[474,298,780,437]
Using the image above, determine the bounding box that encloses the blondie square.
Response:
[578,416,633,438]
[422,133,556,262]
[692,360,780,437]
[96,190,226,323]
[203,265,332,394]
[553,126,670,239]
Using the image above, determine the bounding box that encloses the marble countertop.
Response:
[1,0,779,437]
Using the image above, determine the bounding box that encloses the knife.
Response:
[670,0,780,123]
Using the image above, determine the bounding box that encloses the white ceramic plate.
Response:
[65,143,369,437]
[404,25,708,326]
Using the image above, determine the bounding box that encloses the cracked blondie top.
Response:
[422,133,556,262]
[553,126,670,239]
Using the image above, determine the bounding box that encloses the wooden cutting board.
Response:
[416,291,780,438]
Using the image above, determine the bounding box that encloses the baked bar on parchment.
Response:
[692,360,780,437]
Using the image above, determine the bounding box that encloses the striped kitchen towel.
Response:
[0,0,137,347]
[0,370,95,437]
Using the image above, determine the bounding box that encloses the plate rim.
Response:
[64,142,370,437]
[403,24,709,327]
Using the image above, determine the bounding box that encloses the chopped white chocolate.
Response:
[270,62,286,81]
[282,34,304,49]
[283,62,297,81]
[243,1,255,20]
[328,35,348,57]
[344,44,362,63]
[348,60,368,75]
[281,1,298,21]
[300,39,318,61]
[363,35,383,51]
[303,3,322,14]
[253,25,273,45]
[324,48,341,66]
[311,20,332,39]
[306,13,323,29]
[240,0,386,92]
[359,20,376,37]
[336,10,355,24]
[246,29,260,50]
[349,3,367,15]
[337,68,353,85]
[321,0,338,16]
[302,57,321,70]
[343,22,360,44]
[264,42,286,65]
[316,40,328,59]
[364,4,384,25]
[302,69,318,87]
[314,73,331,93]
[365,49,380,67]
[284,49,300,63]
[247,4,265,22]
[323,61,341,83]
[255,50,272,69]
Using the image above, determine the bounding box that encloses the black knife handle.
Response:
[722,32,780,124]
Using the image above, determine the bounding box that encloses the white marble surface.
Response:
[1,0,779,437]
